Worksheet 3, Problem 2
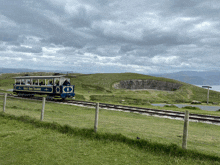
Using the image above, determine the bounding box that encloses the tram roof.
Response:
[12,75,66,79]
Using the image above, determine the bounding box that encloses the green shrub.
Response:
[182,106,201,110]
[164,104,178,108]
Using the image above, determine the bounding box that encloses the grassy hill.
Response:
[1,72,220,106]
[68,73,220,105]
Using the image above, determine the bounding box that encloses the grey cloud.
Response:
[0,32,18,42]
[117,54,149,66]
[141,29,193,46]
[12,46,42,53]
[67,6,94,28]
[133,46,168,57]
[169,0,198,9]
[0,52,36,60]
[164,0,220,20]
[82,0,112,6]
[0,1,42,25]
[119,45,136,53]
[0,0,64,25]
[46,34,86,48]
[118,45,168,58]
[0,45,6,51]
[0,1,87,47]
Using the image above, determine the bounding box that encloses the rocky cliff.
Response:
[113,79,182,91]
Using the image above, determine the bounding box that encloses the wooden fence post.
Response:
[94,103,99,133]
[40,97,45,121]
[3,93,7,112]
[182,110,189,149]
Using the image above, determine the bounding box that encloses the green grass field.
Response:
[1,72,220,105]
[0,96,220,164]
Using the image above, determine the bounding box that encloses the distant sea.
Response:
[195,85,220,92]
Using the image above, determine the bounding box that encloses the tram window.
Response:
[55,80,59,85]
[26,80,31,85]
[39,81,45,86]
[63,79,70,85]
[33,80,37,85]
[21,80,25,85]
[47,80,53,86]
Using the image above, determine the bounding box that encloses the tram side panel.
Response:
[13,84,75,98]
[13,85,53,95]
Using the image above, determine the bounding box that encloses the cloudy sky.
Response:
[1,0,220,74]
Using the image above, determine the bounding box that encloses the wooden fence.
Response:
[1,93,190,149]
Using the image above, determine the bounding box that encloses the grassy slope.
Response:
[1,72,220,116]
[0,96,220,164]
[70,73,220,105]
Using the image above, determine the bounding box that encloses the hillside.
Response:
[1,97,220,164]
[1,72,220,105]
[66,73,219,104]
[64,73,219,105]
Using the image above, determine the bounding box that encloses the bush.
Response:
[164,104,178,108]
[182,106,201,110]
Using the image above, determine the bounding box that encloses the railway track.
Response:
[64,100,220,125]
[1,93,220,125]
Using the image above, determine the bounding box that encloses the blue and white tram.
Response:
[13,75,75,100]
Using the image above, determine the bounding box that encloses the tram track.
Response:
[1,93,220,125]
[64,100,220,125]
